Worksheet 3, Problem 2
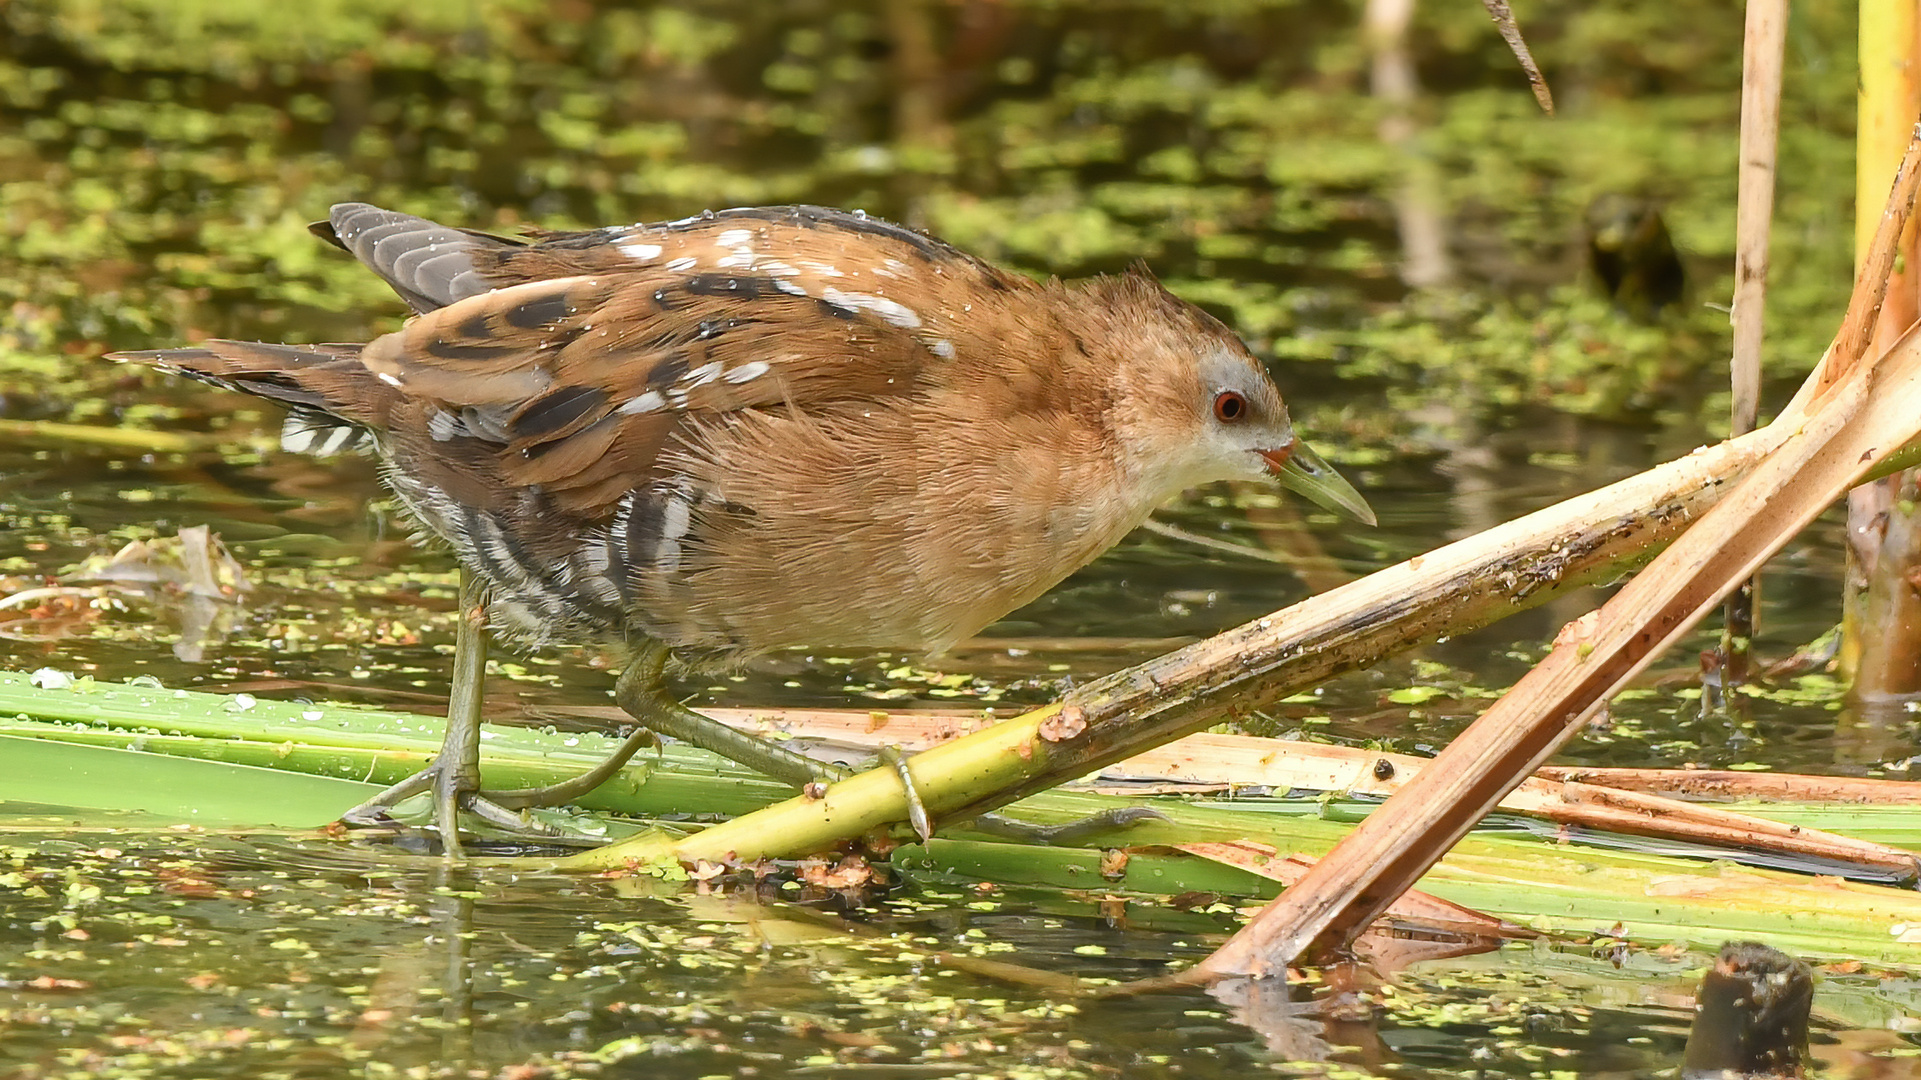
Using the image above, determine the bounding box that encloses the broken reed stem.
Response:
[1723,0,1787,681]
[1818,125,1921,397]
[1731,0,1785,437]
[1189,121,1921,977]
[1198,323,1921,978]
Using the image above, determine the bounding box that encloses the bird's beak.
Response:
[1260,440,1377,526]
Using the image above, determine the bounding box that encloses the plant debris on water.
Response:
[1,1,1917,1076]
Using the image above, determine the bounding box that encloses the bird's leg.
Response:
[871,741,1167,846]
[466,638,1158,847]
[610,640,845,787]
[428,580,488,856]
[483,645,960,836]
[595,646,1150,845]
[340,570,565,852]
[476,645,664,809]
[875,746,933,842]
[480,638,845,811]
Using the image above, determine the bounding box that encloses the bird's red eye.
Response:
[1213,391,1247,422]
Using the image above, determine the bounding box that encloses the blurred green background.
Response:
[0,0,1858,431]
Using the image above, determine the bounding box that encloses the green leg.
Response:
[340,570,562,854]
[877,745,933,842]
[428,574,487,856]
[613,640,842,786]
[592,642,1151,844]
[488,638,845,808]
[345,606,1160,850]
[591,640,1160,844]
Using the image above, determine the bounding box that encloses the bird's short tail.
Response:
[109,340,399,456]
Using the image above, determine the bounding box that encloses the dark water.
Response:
[1,2,1916,1077]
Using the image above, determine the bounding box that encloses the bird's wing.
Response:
[311,202,524,314]
[352,204,1048,515]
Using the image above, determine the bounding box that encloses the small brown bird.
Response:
[113,203,1373,852]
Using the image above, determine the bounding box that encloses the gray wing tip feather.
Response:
[318,202,518,313]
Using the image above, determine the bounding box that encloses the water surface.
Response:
[2,2,1914,1077]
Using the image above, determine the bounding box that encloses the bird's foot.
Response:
[874,744,1167,844]
[339,763,601,856]
[875,744,934,841]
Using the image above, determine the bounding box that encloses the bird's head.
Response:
[1092,272,1375,526]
